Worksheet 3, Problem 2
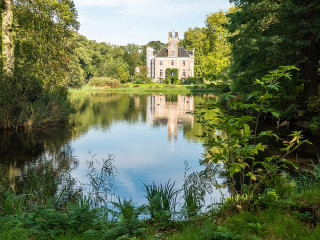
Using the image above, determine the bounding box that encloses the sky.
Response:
[73,0,232,46]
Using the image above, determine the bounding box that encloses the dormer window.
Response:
[171,51,174,57]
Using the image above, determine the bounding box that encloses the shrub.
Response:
[88,77,120,88]
[132,73,153,84]
[184,76,204,85]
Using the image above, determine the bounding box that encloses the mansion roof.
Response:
[153,47,194,58]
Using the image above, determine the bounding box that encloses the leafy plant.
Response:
[181,162,214,218]
[111,196,146,224]
[85,153,117,207]
[103,197,146,239]
[143,179,180,222]
[192,66,310,209]
[294,158,320,193]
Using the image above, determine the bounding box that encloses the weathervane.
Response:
[172,17,175,35]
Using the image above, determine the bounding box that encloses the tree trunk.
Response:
[2,0,14,76]
[303,35,319,97]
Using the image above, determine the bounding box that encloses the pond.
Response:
[1,92,319,206]
[0,93,224,205]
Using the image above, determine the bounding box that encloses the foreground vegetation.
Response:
[1,159,320,240]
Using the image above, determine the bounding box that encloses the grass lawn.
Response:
[69,83,217,95]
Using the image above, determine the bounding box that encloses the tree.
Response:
[229,0,320,97]
[204,10,233,78]
[0,0,79,128]
[180,10,232,79]
[123,50,142,76]
[1,0,14,76]
[146,41,166,51]
[181,27,208,77]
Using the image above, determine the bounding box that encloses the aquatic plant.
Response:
[144,179,180,222]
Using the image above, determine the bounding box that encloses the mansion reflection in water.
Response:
[147,95,194,141]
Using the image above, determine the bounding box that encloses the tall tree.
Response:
[2,0,14,76]
[181,27,208,77]
[181,10,232,78]
[229,0,320,97]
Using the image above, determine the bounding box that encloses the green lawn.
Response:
[69,83,217,95]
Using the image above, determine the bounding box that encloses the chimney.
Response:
[169,32,172,38]
[175,32,178,38]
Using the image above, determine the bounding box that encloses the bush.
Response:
[132,73,152,84]
[183,77,204,85]
[88,77,120,88]
[0,79,73,129]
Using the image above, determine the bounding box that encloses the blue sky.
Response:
[73,0,232,46]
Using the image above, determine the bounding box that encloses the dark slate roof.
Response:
[153,51,159,55]
[155,47,168,57]
[178,47,191,57]
[187,50,194,56]
[155,47,193,58]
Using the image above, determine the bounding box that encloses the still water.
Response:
[0,93,224,205]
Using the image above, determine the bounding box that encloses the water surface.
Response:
[0,93,223,204]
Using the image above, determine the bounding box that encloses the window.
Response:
[172,40,175,47]
[160,60,163,66]
[191,70,193,77]
[171,51,174,57]
[182,69,186,78]
[183,60,186,66]
[191,61,194,67]
[160,69,163,78]
[171,60,174,66]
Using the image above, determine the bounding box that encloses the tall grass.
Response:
[144,180,180,221]
[295,158,320,193]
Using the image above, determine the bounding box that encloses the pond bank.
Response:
[69,84,218,95]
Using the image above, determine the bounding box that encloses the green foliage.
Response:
[228,0,320,97]
[294,159,320,193]
[85,154,117,207]
[181,162,212,218]
[165,68,179,84]
[0,79,73,129]
[144,180,180,222]
[103,197,147,239]
[0,0,78,129]
[193,66,309,209]
[181,10,232,79]
[132,73,153,84]
[183,76,204,85]
[88,77,121,88]
[200,226,245,240]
